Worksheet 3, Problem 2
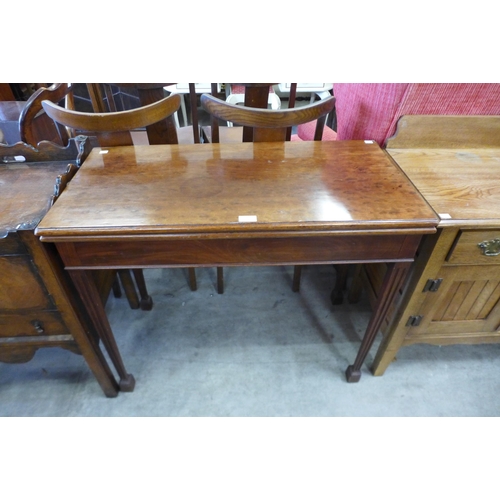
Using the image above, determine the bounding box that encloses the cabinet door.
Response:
[406,265,500,342]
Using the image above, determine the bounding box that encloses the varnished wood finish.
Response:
[0,136,90,166]
[286,83,298,141]
[202,84,282,144]
[1,137,129,310]
[208,83,220,144]
[369,116,500,376]
[387,115,500,149]
[388,147,500,228]
[240,83,277,107]
[202,92,336,293]
[0,138,119,396]
[19,83,74,147]
[346,261,410,382]
[36,140,438,384]
[188,83,201,144]
[42,94,181,147]
[0,83,15,101]
[41,96,186,309]
[240,83,278,142]
[0,138,90,236]
[68,269,135,392]
[37,142,436,236]
[78,84,199,286]
[86,83,108,113]
[53,233,422,269]
[201,94,335,142]
[111,84,177,145]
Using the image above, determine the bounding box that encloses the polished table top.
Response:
[37,140,438,239]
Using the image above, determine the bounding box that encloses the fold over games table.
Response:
[36,140,438,395]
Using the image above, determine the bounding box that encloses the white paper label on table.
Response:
[238,215,257,222]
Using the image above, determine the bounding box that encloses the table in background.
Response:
[36,140,438,394]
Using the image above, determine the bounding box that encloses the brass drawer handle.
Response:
[478,238,500,256]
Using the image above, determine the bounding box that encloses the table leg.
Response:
[345,261,409,382]
[69,269,136,392]
[330,264,349,305]
[292,265,302,292]
[75,335,120,398]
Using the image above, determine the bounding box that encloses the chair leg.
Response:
[132,269,153,310]
[117,269,140,309]
[330,264,349,305]
[347,264,363,303]
[112,276,122,298]
[292,265,302,292]
[217,267,224,294]
[188,267,197,291]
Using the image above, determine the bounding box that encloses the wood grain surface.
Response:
[37,141,438,239]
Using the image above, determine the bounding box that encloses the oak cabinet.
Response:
[364,116,500,375]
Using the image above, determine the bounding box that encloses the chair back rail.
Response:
[201,94,335,142]
[42,94,181,147]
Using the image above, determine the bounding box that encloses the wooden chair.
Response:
[162,83,203,144]
[42,93,181,147]
[83,84,201,292]
[87,83,201,146]
[201,93,336,294]
[19,83,75,147]
[41,93,184,311]
[201,83,280,144]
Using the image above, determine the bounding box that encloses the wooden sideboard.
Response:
[0,138,120,396]
[365,115,500,375]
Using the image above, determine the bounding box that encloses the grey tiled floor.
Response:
[1,265,500,416]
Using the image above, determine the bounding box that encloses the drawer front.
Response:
[0,255,54,310]
[447,230,500,265]
[0,311,68,338]
[0,232,27,256]
[62,233,421,268]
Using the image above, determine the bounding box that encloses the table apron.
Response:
[55,234,422,269]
